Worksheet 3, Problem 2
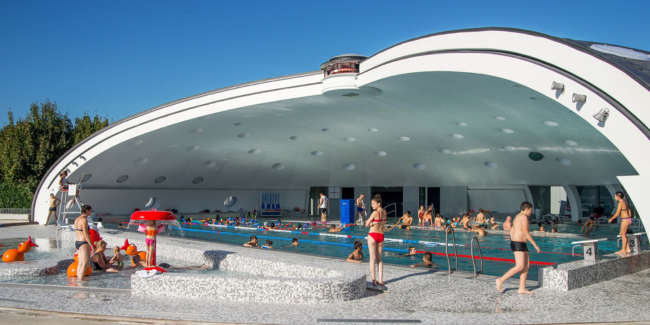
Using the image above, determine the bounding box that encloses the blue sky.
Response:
[1,0,649,125]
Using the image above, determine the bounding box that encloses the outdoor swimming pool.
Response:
[106,222,637,279]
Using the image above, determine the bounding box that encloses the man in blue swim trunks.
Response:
[355,194,367,225]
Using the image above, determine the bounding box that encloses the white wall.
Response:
[550,186,567,214]
[440,186,467,217]
[467,189,526,214]
[78,189,307,216]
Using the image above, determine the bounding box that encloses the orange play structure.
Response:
[2,236,38,262]
[66,253,92,277]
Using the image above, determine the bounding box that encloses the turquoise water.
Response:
[106,223,638,279]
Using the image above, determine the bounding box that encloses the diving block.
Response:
[617,232,646,254]
[571,238,607,263]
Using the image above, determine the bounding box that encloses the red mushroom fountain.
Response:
[128,209,177,266]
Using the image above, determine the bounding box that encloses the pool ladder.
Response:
[470,236,483,277]
[444,225,458,274]
[444,226,483,277]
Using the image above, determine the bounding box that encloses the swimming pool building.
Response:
[31,28,650,228]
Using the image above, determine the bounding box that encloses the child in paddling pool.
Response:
[138,220,165,267]
[108,246,124,270]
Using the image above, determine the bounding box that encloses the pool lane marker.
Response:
[174,227,410,253]
[185,225,575,256]
[414,250,556,266]
[175,227,555,265]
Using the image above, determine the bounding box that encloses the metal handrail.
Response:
[444,225,458,274]
[384,203,397,218]
[572,244,583,256]
[470,237,483,277]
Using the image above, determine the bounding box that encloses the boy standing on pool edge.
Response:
[495,201,541,294]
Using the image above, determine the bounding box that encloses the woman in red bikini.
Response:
[609,191,632,256]
[417,206,425,226]
[365,194,387,286]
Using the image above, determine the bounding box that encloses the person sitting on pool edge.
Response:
[460,213,471,229]
[346,241,364,263]
[410,252,438,269]
[244,235,259,248]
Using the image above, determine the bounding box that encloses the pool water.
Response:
[107,223,634,279]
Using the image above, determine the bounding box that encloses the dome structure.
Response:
[32,28,650,228]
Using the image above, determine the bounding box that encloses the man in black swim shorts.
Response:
[495,201,541,294]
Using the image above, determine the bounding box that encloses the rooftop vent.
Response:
[320,53,367,77]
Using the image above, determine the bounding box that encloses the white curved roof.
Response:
[32,28,650,225]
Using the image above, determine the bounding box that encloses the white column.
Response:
[563,185,582,221]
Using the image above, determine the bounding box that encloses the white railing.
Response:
[384,203,397,218]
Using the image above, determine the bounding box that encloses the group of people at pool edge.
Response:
[71,190,634,291]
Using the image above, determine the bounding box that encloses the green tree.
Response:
[72,111,110,145]
[0,100,110,208]
[0,100,73,190]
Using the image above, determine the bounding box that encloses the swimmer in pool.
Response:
[244,235,259,248]
[552,227,558,233]
[581,217,598,237]
[471,225,488,236]
[346,241,364,263]
[329,224,344,232]
[503,216,512,231]
[285,238,299,247]
[410,252,438,269]
[533,222,547,233]
[495,201,541,294]
[400,246,417,256]
[262,240,273,249]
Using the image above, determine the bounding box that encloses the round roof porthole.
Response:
[116,175,129,183]
[528,152,544,161]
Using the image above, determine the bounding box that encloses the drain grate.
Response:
[0,297,37,304]
[317,319,421,323]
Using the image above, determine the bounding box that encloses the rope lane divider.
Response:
[179,225,574,256]
[173,227,409,253]
[414,250,557,266]
[203,224,452,246]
